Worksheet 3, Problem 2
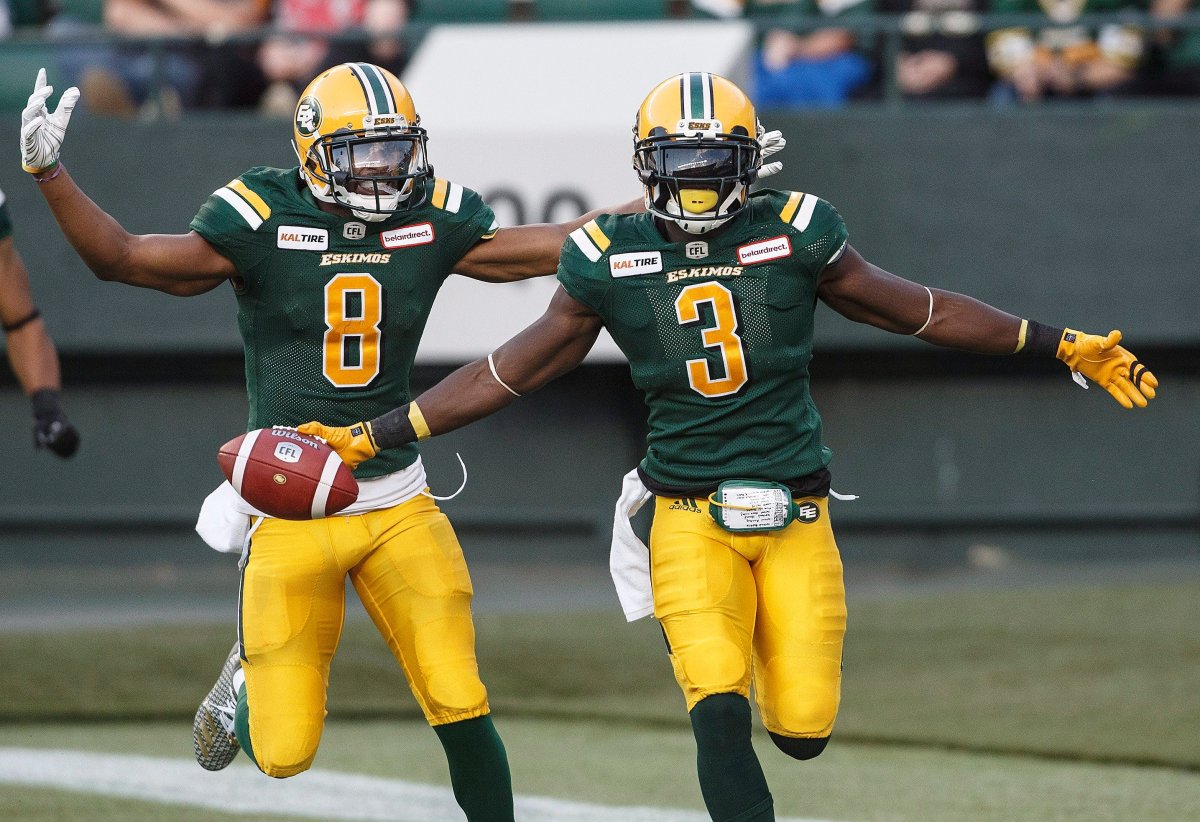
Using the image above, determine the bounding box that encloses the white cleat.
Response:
[192,642,242,771]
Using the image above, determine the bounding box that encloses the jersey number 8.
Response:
[324,273,383,388]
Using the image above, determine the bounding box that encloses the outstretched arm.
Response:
[818,244,1024,352]
[22,70,234,296]
[453,198,643,283]
[299,287,605,466]
[818,245,1158,408]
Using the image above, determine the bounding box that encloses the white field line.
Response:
[0,748,834,822]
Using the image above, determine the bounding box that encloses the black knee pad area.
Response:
[769,731,829,760]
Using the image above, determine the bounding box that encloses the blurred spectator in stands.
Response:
[693,0,876,107]
[258,0,412,117]
[68,0,269,117]
[879,0,990,99]
[1148,0,1200,94]
[986,0,1146,102]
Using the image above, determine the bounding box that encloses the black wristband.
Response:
[1019,321,1064,357]
[31,388,63,420]
[3,308,41,333]
[368,403,419,450]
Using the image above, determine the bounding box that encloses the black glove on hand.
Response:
[31,388,80,458]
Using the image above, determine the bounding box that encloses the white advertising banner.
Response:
[402,21,754,362]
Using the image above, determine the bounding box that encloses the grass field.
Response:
[2,573,1198,820]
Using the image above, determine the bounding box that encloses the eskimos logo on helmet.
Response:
[295,96,323,138]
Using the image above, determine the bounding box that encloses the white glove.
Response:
[757,129,786,179]
[21,68,80,174]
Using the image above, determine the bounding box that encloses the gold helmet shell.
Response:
[293,63,431,221]
[633,72,763,234]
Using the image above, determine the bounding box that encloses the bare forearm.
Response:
[916,289,1026,354]
[820,248,1052,356]
[35,167,142,281]
[4,321,61,393]
[34,167,229,294]
[364,360,517,450]
[425,361,519,436]
[457,197,644,283]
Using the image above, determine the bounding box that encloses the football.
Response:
[217,427,358,520]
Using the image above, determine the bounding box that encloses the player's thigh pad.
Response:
[650,497,758,709]
[240,516,364,776]
[351,494,488,725]
[752,498,846,738]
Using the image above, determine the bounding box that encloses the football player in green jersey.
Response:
[0,185,79,458]
[302,72,1159,822]
[20,62,642,821]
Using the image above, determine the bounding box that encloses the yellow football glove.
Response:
[1056,329,1158,409]
[296,420,378,469]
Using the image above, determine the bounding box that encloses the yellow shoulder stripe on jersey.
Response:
[213,179,271,230]
[431,178,449,209]
[779,191,804,224]
[791,193,819,232]
[583,220,610,252]
[228,180,271,221]
[569,219,610,263]
[430,178,465,213]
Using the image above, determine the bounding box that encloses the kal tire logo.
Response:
[273,443,302,464]
[343,222,366,240]
[381,223,435,249]
[794,501,820,523]
[685,241,708,260]
[277,226,329,250]
[737,235,792,265]
[295,96,322,138]
[609,251,663,278]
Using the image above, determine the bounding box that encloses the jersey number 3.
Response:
[674,281,748,398]
[324,273,383,388]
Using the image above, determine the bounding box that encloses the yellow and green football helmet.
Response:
[293,62,431,222]
[633,72,764,235]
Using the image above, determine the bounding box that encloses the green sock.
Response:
[690,693,774,822]
[433,715,514,822]
[232,683,259,769]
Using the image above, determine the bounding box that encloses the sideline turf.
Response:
[2,581,1196,769]
[2,719,1199,822]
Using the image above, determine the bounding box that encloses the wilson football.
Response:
[217,427,358,520]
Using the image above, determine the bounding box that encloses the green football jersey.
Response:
[0,187,12,242]
[191,167,497,479]
[557,189,848,491]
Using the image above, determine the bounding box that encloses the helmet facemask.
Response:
[300,123,430,222]
[634,127,761,235]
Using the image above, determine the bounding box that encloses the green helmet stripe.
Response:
[348,63,391,115]
[687,72,706,120]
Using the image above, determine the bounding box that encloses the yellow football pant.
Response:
[650,496,847,739]
[238,493,488,778]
